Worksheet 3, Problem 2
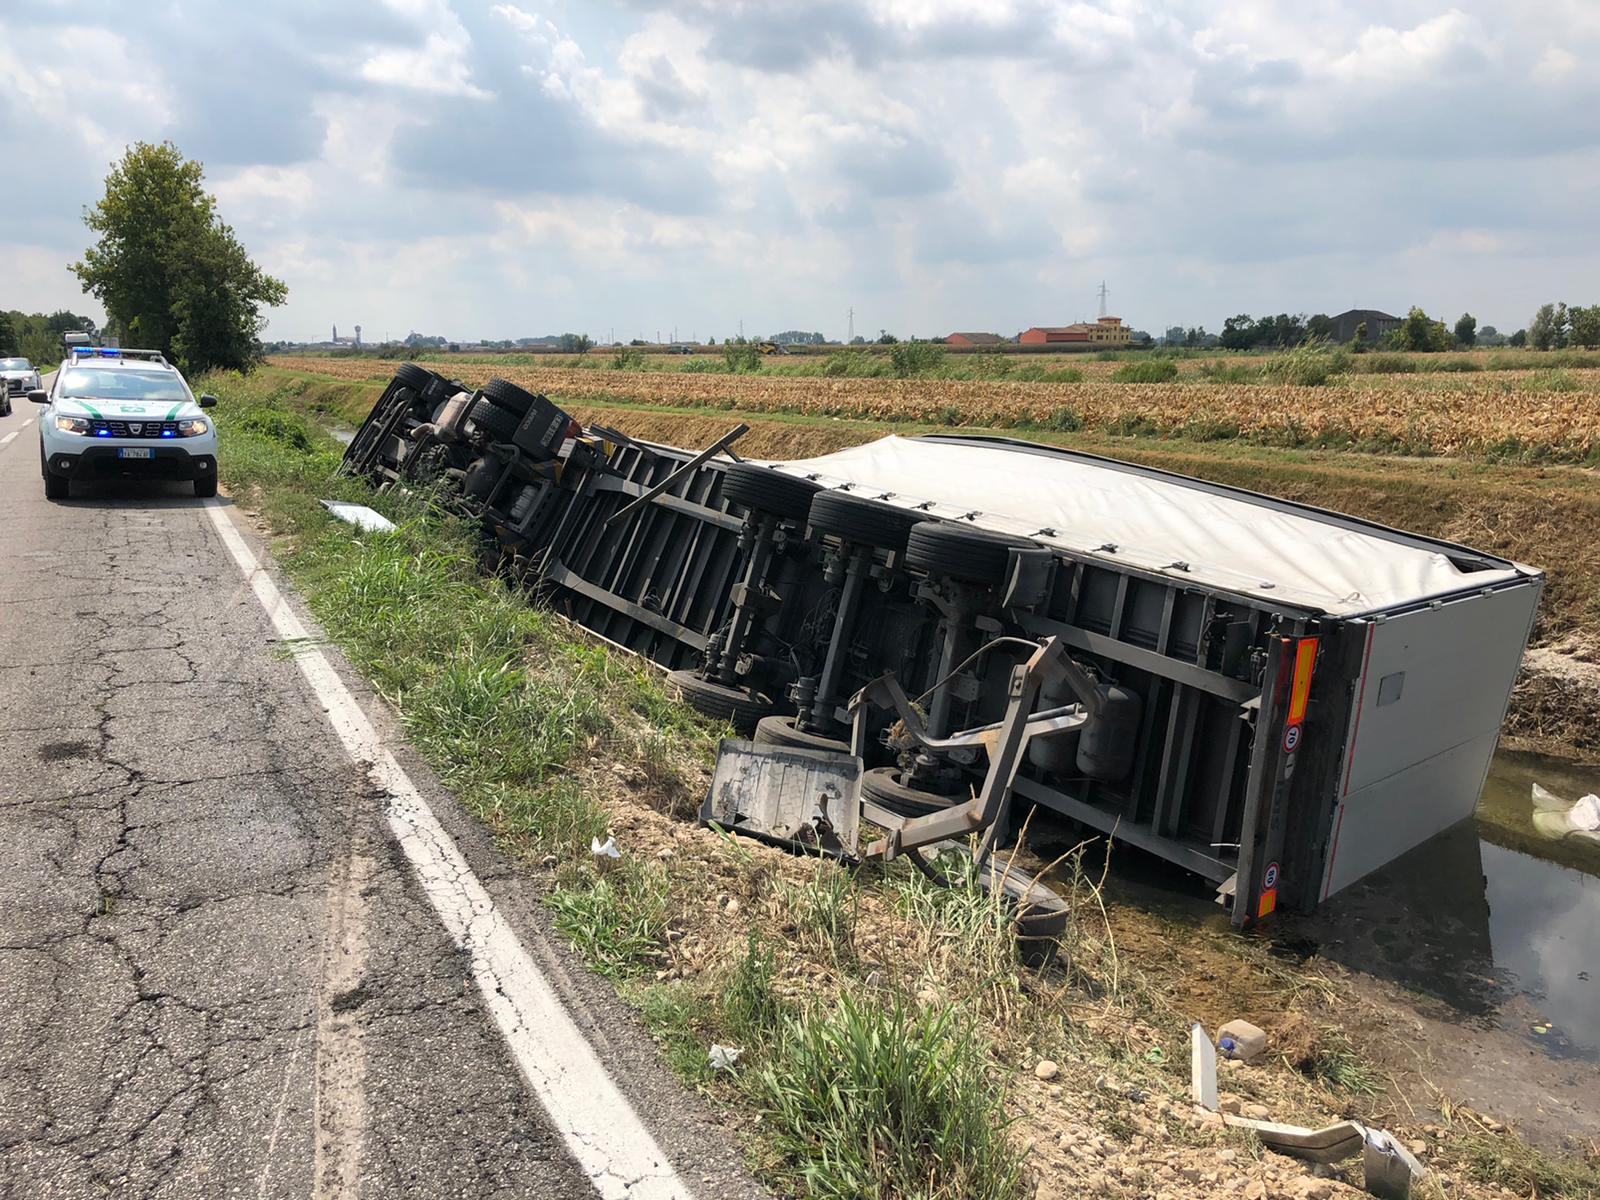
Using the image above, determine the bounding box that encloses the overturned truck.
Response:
[342,364,1543,926]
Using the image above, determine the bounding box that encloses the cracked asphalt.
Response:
[0,393,762,1199]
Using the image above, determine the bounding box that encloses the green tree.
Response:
[1352,321,1368,351]
[1569,305,1600,350]
[1509,328,1527,348]
[1528,303,1567,350]
[1454,312,1477,348]
[73,141,285,373]
[1394,306,1452,352]
[0,311,17,357]
[557,332,593,354]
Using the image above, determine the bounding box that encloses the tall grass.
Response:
[755,996,1026,1200]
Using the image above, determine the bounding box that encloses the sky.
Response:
[1,0,1597,343]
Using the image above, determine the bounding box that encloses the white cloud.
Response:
[2,1,1599,341]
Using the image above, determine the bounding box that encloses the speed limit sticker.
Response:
[1263,862,1280,890]
[1282,725,1301,753]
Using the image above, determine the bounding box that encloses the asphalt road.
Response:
[0,389,759,1199]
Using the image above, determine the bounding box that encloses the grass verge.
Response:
[208,368,1600,1199]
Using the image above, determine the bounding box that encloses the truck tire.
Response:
[469,396,521,442]
[721,463,821,520]
[666,669,775,733]
[807,490,921,552]
[393,363,439,393]
[752,714,850,753]
[861,766,962,817]
[905,521,1032,586]
[481,377,541,418]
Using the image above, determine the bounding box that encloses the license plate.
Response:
[117,447,154,460]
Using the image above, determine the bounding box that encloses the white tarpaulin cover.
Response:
[764,436,1524,616]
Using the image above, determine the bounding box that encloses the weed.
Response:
[723,343,764,374]
[1528,368,1580,393]
[1304,1033,1379,1096]
[547,861,672,978]
[786,861,857,965]
[679,358,723,374]
[1044,406,1083,432]
[755,996,1026,1200]
[1198,359,1261,384]
[721,931,784,1041]
[628,981,716,1085]
[1354,352,1418,375]
[1111,358,1179,383]
[889,341,946,378]
[611,346,645,371]
[1260,343,1348,387]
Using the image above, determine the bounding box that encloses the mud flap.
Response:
[701,739,862,860]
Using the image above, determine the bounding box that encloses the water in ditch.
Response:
[1314,749,1600,1061]
[1106,749,1600,1061]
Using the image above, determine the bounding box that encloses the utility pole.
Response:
[1098,280,1109,319]
[739,318,744,341]
[848,306,854,343]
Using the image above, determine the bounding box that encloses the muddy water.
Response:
[1102,749,1600,1061]
[1296,750,1600,1059]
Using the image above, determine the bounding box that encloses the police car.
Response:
[34,348,218,500]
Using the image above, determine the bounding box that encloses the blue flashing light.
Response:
[96,429,112,437]
[97,348,121,357]
[161,429,176,437]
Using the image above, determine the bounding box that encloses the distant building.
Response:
[1018,316,1130,347]
[1328,309,1400,344]
[946,331,1007,346]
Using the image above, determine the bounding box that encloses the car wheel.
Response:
[43,470,69,500]
[193,475,218,498]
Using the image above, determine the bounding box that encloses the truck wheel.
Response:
[721,462,821,520]
[481,377,542,418]
[469,396,521,442]
[393,363,440,393]
[665,668,775,733]
[807,490,922,552]
[752,714,850,753]
[861,766,962,817]
[193,475,218,498]
[904,521,1033,586]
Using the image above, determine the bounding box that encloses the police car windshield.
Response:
[59,368,189,402]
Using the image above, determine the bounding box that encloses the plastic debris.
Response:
[1530,783,1600,842]
[320,500,396,533]
[1190,1024,1218,1111]
[1218,1018,1268,1063]
[1363,1128,1427,1199]
[708,1044,741,1072]
[590,836,621,859]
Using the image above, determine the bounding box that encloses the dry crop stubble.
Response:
[273,356,1600,461]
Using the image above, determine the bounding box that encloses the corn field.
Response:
[272,356,1600,462]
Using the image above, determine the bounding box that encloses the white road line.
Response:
[0,418,35,450]
[203,500,693,1200]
